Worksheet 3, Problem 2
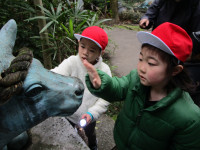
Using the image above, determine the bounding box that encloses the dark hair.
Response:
[142,44,196,93]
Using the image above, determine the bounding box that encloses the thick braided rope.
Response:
[0,47,33,105]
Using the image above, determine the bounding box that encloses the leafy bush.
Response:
[0,0,39,56]
[83,0,111,17]
[119,10,143,24]
[118,0,147,24]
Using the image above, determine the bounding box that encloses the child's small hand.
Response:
[81,114,92,125]
[83,59,101,89]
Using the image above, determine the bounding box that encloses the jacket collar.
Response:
[145,88,182,111]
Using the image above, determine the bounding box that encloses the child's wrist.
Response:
[86,112,93,120]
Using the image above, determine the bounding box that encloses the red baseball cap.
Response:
[137,22,193,62]
[74,26,108,51]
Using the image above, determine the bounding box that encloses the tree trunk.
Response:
[110,0,119,23]
[104,0,108,16]
[33,0,52,69]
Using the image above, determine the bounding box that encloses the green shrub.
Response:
[0,0,39,56]
[119,10,144,24]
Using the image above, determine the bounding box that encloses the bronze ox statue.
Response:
[0,19,84,149]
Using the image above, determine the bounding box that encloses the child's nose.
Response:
[83,49,89,56]
[139,63,146,73]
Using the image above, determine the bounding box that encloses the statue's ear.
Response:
[0,19,17,55]
[172,65,183,76]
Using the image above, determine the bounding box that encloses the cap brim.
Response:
[74,34,102,50]
[137,31,174,56]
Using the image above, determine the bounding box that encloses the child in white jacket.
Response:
[51,26,111,150]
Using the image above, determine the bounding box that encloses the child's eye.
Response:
[148,63,156,66]
[90,50,95,53]
[139,58,142,61]
[81,45,85,48]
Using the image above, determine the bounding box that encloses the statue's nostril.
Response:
[75,88,84,96]
[1,72,5,78]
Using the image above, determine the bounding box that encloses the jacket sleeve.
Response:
[85,69,135,103]
[173,119,200,149]
[140,0,164,29]
[87,64,112,120]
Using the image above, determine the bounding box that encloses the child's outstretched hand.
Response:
[83,59,101,89]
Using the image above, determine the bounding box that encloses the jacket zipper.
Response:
[136,110,143,125]
[127,109,144,147]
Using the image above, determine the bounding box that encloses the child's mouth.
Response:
[139,75,146,80]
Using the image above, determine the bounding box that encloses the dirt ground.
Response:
[106,27,141,76]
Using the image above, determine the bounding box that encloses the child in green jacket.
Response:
[83,22,200,150]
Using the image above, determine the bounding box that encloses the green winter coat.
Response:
[86,69,200,150]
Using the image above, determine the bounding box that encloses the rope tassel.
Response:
[0,47,33,105]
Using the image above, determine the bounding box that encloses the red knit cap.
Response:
[137,22,193,62]
[74,26,108,51]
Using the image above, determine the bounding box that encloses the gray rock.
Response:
[28,117,89,150]
[96,114,115,150]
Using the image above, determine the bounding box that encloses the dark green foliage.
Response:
[83,0,111,17]
[0,0,40,58]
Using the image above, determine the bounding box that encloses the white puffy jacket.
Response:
[51,54,111,124]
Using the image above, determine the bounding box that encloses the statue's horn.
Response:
[0,19,17,72]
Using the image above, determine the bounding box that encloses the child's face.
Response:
[137,47,169,89]
[78,38,101,65]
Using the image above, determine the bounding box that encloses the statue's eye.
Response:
[25,84,44,97]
